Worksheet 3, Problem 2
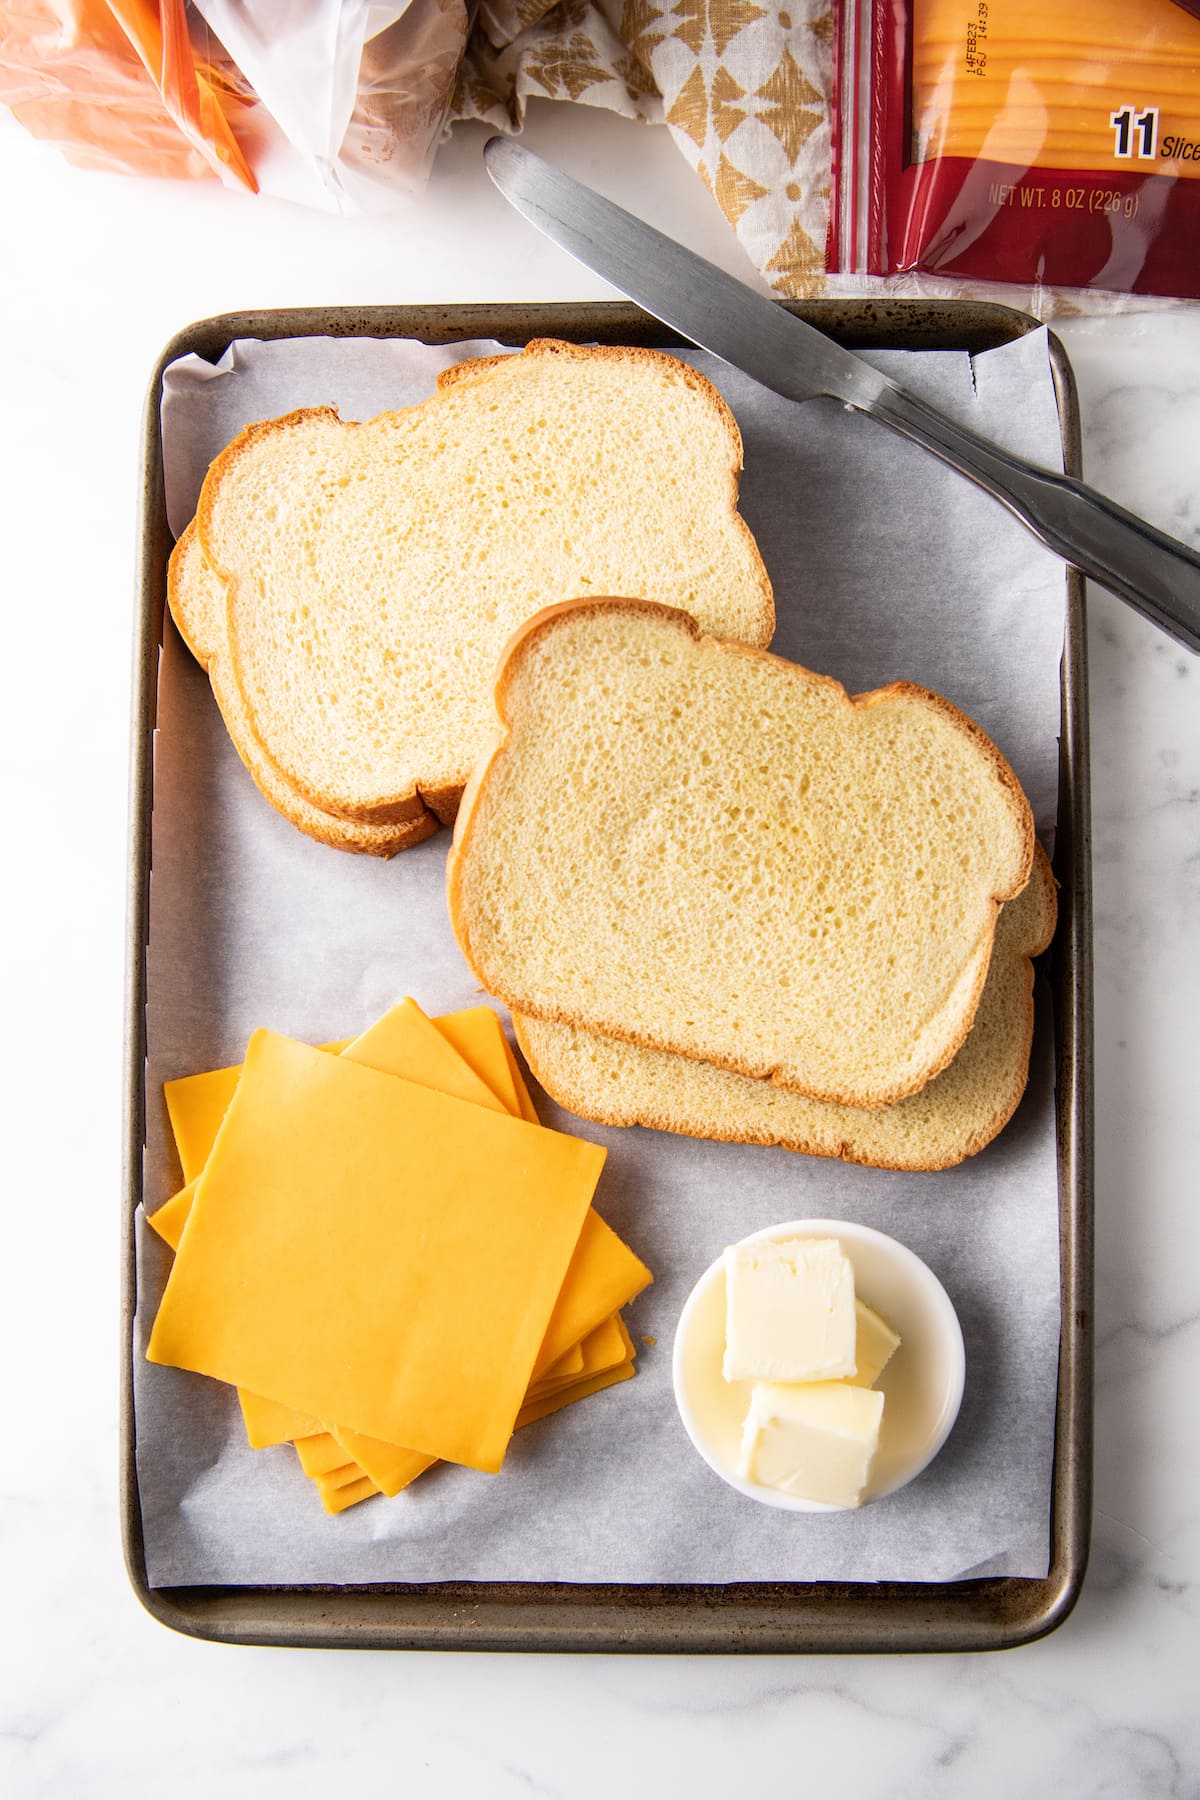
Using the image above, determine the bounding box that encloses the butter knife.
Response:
[485,137,1200,654]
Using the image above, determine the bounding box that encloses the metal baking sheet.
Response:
[121,300,1092,1652]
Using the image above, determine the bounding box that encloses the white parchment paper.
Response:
[137,329,1067,1587]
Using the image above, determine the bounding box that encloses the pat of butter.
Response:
[722,1237,856,1383]
[846,1300,901,1389]
[738,1381,884,1507]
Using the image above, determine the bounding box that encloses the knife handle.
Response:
[869,384,1200,654]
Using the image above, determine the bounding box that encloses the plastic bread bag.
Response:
[0,0,256,188]
[188,0,470,212]
[0,0,470,211]
[832,0,1200,307]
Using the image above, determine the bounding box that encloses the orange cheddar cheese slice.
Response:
[526,1314,629,1401]
[149,1009,510,1238]
[328,1430,438,1499]
[433,1007,524,1115]
[312,1471,373,1505]
[331,1339,637,1498]
[293,1431,357,1479]
[346,1000,507,1113]
[516,1360,635,1428]
[533,1339,586,1388]
[325,1315,633,1497]
[580,1312,632,1376]
[517,1323,639,1436]
[319,1473,381,1514]
[163,1039,353,1181]
[532,1210,651,1380]
[153,1178,648,1416]
[147,1031,606,1472]
[329,1312,637,1495]
[499,1031,542,1126]
[239,1390,324,1450]
[239,1316,627,1457]
[307,1457,369,1494]
[434,1008,541,1125]
[163,1065,242,1184]
[146,1182,195,1253]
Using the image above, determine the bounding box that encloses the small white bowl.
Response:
[672,1218,966,1511]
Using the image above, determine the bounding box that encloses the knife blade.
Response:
[484,137,1200,654]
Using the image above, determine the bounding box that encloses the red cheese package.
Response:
[828,0,1200,302]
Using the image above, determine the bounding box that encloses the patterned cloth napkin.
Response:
[451,0,834,297]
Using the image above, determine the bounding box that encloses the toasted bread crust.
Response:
[448,596,1036,1110]
[193,406,432,829]
[166,520,214,666]
[167,517,438,855]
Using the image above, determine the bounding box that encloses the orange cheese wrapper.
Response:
[854,0,1200,298]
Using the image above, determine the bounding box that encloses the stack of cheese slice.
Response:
[146,999,652,1513]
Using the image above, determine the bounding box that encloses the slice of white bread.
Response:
[447,598,1035,1111]
[168,523,436,857]
[184,340,773,833]
[512,843,1056,1170]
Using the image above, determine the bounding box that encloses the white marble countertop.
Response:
[1,96,1196,1798]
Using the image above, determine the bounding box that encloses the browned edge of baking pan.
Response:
[122,299,1093,1654]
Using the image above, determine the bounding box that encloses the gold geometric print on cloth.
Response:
[670,0,768,56]
[452,0,833,296]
